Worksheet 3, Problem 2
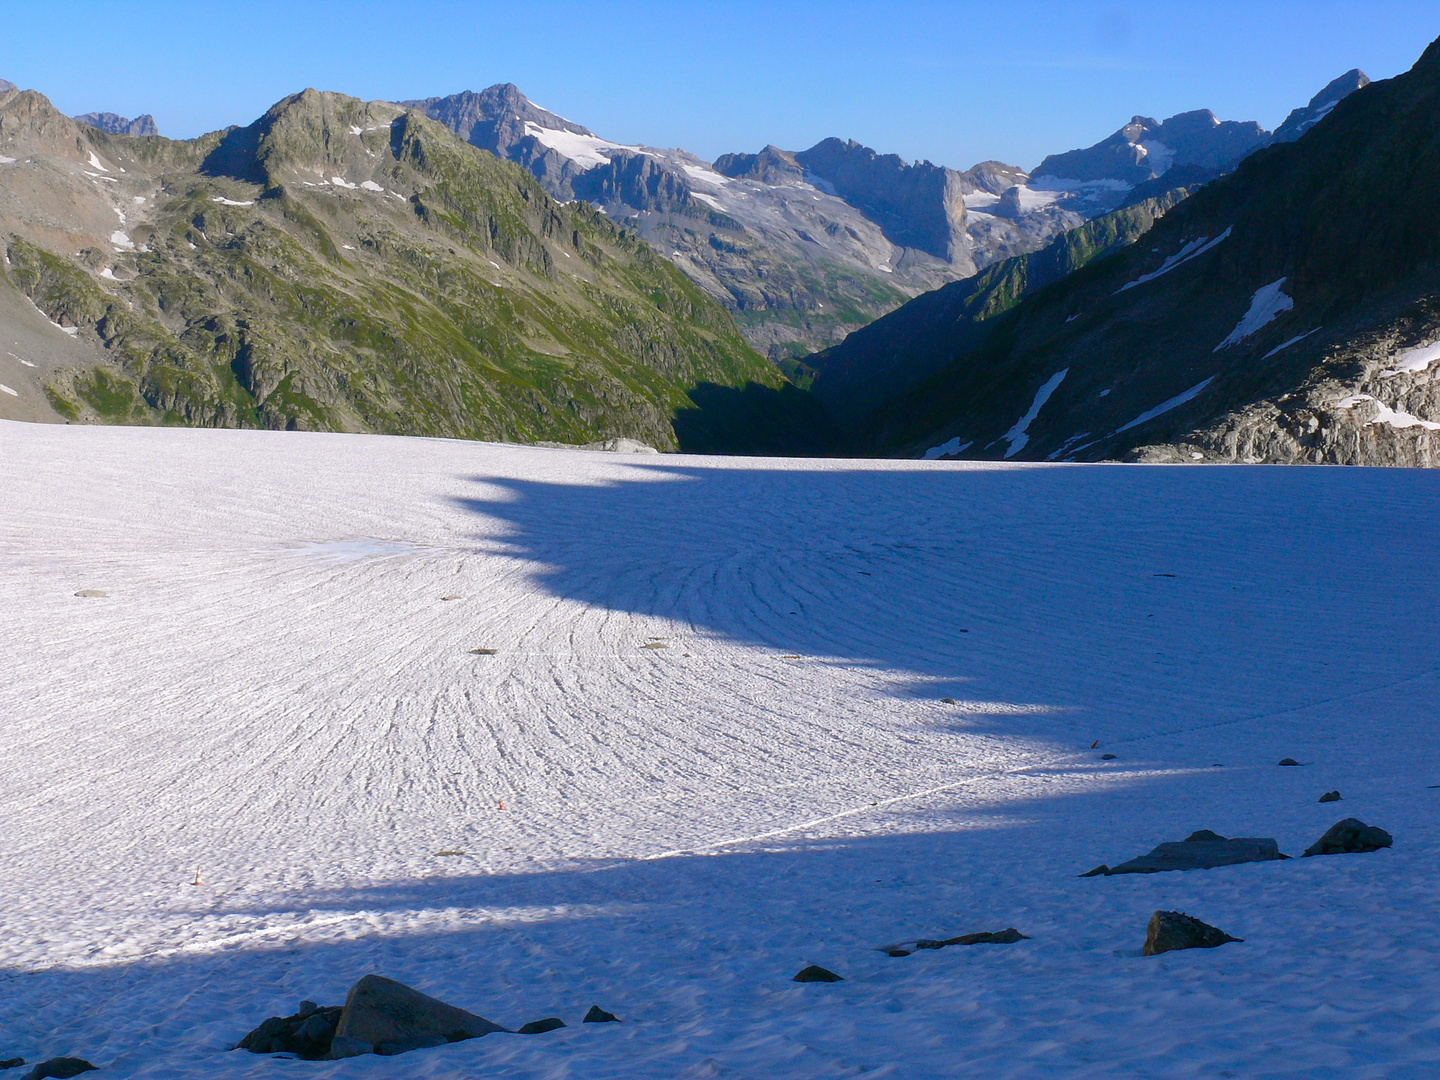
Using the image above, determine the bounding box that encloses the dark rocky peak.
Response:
[75,111,159,137]
[1270,68,1371,143]
[794,138,968,263]
[402,84,590,158]
[712,144,804,184]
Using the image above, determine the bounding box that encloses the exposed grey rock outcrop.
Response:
[1303,818,1392,856]
[237,1002,342,1059]
[583,1006,620,1023]
[1319,790,1342,803]
[1034,110,1267,188]
[1082,830,1285,876]
[1143,911,1242,956]
[516,1018,565,1034]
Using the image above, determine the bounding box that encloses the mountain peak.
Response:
[0,78,15,94]
[1270,68,1370,144]
[75,111,159,137]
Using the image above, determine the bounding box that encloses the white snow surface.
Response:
[1381,340,1440,377]
[922,436,971,460]
[3,423,1440,1078]
[1117,228,1232,293]
[1138,140,1175,176]
[211,197,254,207]
[0,383,15,396]
[87,151,109,172]
[0,155,16,165]
[1114,377,1216,435]
[1337,394,1440,431]
[521,123,632,170]
[1002,368,1067,458]
[1215,278,1293,351]
[110,230,135,250]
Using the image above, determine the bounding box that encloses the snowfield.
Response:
[2,420,1439,1078]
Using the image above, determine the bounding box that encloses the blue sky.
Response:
[4,2,1437,171]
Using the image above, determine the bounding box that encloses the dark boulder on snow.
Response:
[517,1018,566,1034]
[237,1004,343,1059]
[1083,829,1285,876]
[20,1061,96,1080]
[1278,758,1300,766]
[1,1060,25,1072]
[793,965,843,982]
[332,975,507,1055]
[583,1005,620,1023]
[1302,818,1392,856]
[887,927,1028,956]
[1319,790,1342,803]
[1143,910,1242,956]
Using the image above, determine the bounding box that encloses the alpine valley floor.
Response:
[2,420,1438,1079]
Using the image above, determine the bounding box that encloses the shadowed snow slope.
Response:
[2,420,1439,1077]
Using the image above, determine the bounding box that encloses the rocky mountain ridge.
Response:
[820,41,1440,467]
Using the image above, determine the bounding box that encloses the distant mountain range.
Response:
[74,111,159,137]
[401,75,1369,367]
[809,45,1440,466]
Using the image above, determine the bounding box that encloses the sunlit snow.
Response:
[1002,368,1067,458]
[1113,377,1215,434]
[1117,229,1232,293]
[1215,279,1293,350]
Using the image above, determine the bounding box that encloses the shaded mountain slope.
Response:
[838,38,1440,465]
[0,86,794,450]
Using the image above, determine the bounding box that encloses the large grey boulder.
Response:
[332,975,507,1054]
[1143,911,1242,956]
[1302,818,1392,856]
[1082,829,1285,876]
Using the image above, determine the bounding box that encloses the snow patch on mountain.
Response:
[1002,368,1067,458]
[522,121,632,170]
[1117,228,1232,293]
[1114,377,1215,434]
[1381,340,1440,377]
[1215,278,1293,350]
[1338,395,1440,431]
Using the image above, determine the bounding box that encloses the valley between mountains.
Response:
[9,48,1438,465]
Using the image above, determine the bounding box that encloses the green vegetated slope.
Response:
[806,190,1192,426]
[831,35,1440,463]
[0,87,813,451]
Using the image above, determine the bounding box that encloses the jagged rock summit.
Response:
[74,111,158,137]
[1271,69,1371,143]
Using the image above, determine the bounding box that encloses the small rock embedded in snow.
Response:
[793,965,843,982]
[583,1005,620,1023]
[1278,758,1300,766]
[20,1060,96,1079]
[517,1018,566,1034]
[1319,790,1342,803]
[1101,753,1117,760]
[1143,910,1241,956]
[73,589,107,598]
[1302,818,1392,856]
[887,927,1027,956]
[1083,829,1284,876]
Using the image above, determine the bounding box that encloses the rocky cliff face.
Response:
[0,86,795,450]
[75,111,159,137]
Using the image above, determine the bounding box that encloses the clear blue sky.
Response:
[4,2,1437,172]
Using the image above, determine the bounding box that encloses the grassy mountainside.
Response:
[837,36,1440,465]
[0,87,804,451]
